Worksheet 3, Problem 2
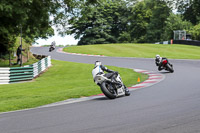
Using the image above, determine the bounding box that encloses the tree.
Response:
[129,0,152,42]
[175,0,191,14]
[0,0,98,54]
[183,0,200,25]
[0,0,60,54]
[189,23,200,40]
[145,0,171,42]
[66,0,131,45]
[162,13,192,40]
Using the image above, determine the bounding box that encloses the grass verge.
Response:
[63,43,200,59]
[0,55,38,67]
[0,60,148,113]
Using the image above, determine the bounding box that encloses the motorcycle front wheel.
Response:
[100,81,117,99]
[166,64,174,73]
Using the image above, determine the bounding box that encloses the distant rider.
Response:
[92,61,130,96]
[155,54,172,71]
[50,41,56,49]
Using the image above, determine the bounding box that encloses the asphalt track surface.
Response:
[1,47,200,133]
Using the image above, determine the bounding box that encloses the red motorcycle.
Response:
[161,59,174,73]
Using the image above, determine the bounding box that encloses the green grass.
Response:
[0,58,38,67]
[63,43,200,59]
[0,60,148,113]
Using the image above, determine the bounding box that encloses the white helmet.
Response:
[95,61,101,67]
[156,54,160,59]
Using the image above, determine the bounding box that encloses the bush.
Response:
[189,23,200,40]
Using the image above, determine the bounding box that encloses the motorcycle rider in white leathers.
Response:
[92,61,130,96]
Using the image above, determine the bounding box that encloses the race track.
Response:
[0,47,200,133]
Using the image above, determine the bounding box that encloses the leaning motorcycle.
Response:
[49,45,55,52]
[93,73,125,99]
[160,59,174,73]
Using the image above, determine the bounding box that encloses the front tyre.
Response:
[166,64,174,73]
[100,81,116,99]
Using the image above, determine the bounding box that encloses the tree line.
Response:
[65,0,200,45]
[0,0,200,54]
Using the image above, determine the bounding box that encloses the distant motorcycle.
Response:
[160,59,174,73]
[93,72,126,99]
[49,45,55,52]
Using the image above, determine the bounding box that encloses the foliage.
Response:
[118,31,132,43]
[0,0,57,53]
[0,37,38,66]
[189,23,200,40]
[145,0,171,43]
[176,0,200,25]
[67,0,194,44]
[1,0,199,49]
[129,0,151,42]
[66,0,132,45]
[175,0,190,14]
[0,0,96,53]
[162,13,193,40]
[174,0,200,40]
[129,0,172,43]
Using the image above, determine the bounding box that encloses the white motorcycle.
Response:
[94,73,125,99]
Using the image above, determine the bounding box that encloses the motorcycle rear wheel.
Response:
[100,81,117,99]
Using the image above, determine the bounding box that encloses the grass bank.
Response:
[0,60,147,113]
[63,43,200,59]
[0,37,35,67]
[0,57,38,67]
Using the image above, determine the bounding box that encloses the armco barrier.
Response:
[30,56,51,77]
[155,40,200,46]
[0,56,51,84]
[173,40,200,46]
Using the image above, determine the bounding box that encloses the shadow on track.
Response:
[159,71,174,74]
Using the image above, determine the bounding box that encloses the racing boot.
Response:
[124,86,130,96]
